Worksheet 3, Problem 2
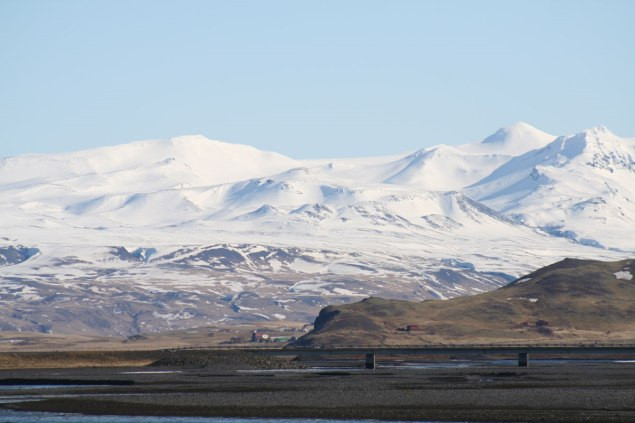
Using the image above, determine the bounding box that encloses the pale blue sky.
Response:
[1,0,634,158]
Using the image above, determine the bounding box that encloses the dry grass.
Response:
[0,321,307,354]
[0,351,159,369]
[298,258,635,347]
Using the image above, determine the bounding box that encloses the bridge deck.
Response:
[179,344,635,356]
[174,344,635,368]
[286,346,635,355]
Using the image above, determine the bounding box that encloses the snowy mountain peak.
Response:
[166,134,226,149]
[561,126,635,172]
[481,122,548,145]
[0,135,301,188]
[166,134,272,155]
[467,123,635,250]
[383,144,509,191]
[460,122,555,156]
[471,125,634,191]
[406,144,464,160]
[547,125,628,154]
[583,125,611,135]
[169,134,210,143]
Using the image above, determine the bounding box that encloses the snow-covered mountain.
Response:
[459,121,556,156]
[467,126,635,249]
[0,123,633,336]
[0,135,300,191]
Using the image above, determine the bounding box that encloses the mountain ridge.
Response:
[0,123,633,336]
[467,126,635,249]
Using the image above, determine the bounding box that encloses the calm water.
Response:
[0,410,453,423]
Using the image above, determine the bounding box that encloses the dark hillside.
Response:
[296,258,635,346]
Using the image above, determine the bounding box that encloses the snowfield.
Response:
[0,122,633,335]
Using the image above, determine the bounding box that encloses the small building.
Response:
[251,332,270,342]
[406,325,420,332]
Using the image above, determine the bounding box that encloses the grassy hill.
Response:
[296,258,635,346]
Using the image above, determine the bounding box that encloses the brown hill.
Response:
[296,258,635,346]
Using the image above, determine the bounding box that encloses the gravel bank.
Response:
[2,362,635,422]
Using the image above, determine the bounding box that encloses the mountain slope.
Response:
[382,145,509,191]
[466,126,635,250]
[296,258,635,346]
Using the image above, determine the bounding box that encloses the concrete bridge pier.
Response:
[518,352,529,367]
[365,353,376,369]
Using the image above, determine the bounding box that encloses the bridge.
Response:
[188,344,635,369]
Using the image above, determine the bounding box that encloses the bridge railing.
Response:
[162,342,635,352]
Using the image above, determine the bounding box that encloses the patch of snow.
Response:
[152,311,194,321]
[614,271,633,281]
[288,259,325,274]
[328,263,373,275]
[332,287,364,296]
[269,259,282,272]
[507,297,539,303]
